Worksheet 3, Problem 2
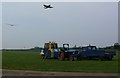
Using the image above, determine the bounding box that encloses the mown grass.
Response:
[2,50,119,73]
[0,51,2,69]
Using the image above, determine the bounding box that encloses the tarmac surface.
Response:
[2,69,119,76]
[0,69,2,78]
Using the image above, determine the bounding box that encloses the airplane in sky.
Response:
[43,4,53,9]
[7,24,15,26]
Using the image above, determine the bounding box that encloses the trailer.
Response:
[76,45,116,61]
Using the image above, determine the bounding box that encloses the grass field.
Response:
[2,50,119,73]
[0,51,2,69]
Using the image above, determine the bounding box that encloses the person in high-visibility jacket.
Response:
[40,50,45,59]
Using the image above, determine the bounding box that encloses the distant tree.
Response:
[71,45,77,49]
[30,47,43,52]
[114,43,119,46]
[114,43,120,49]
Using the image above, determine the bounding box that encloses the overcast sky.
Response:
[2,2,118,49]
[0,2,2,50]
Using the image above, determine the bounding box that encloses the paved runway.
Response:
[2,69,119,76]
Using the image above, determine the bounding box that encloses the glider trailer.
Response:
[75,45,116,61]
